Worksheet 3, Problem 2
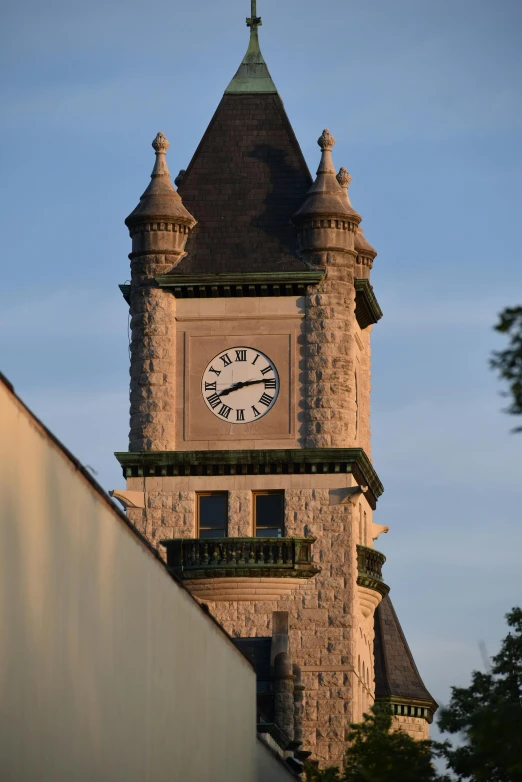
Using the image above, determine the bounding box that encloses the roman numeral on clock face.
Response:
[206,393,221,409]
[202,347,278,423]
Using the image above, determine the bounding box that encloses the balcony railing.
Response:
[356,544,389,597]
[161,537,320,580]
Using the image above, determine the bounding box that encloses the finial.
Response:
[246,0,262,31]
[318,129,335,151]
[336,167,352,189]
[175,169,186,187]
[152,132,169,154]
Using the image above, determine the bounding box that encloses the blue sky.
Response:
[2,0,521,730]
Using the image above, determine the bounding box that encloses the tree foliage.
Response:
[305,609,522,782]
[437,607,522,782]
[304,706,447,782]
[490,306,522,431]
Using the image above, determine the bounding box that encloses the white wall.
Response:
[0,380,262,781]
[257,740,297,782]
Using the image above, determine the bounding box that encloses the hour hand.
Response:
[218,381,245,397]
[218,378,264,397]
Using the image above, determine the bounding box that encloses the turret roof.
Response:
[374,595,437,710]
[355,227,377,258]
[125,133,196,228]
[292,131,361,225]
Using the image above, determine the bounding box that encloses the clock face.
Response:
[201,347,280,424]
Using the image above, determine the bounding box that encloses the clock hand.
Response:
[218,378,266,397]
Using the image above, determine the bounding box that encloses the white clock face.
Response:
[201,347,280,424]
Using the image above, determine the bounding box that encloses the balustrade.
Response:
[162,537,318,578]
[356,544,388,597]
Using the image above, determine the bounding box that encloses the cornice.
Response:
[119,283,131,304]
[374,696,437,724]
[114,447,383,508]
[154,271,324,298]
[355,278,383,329]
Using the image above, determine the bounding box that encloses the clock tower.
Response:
[114,4,436,768]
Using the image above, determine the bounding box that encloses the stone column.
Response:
[304,251,357,447]
[128,257,178,451]
[273,652,295,740]
[293,663,304,746]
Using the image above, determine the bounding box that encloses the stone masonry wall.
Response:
[392,715,430,740]
[129,256,177,451]
[126,477,375,768]
[356,324,372,457]
[305,252,358,449]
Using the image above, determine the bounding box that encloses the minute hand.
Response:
[218,378,266,397]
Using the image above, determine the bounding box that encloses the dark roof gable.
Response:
[175,93,312,274]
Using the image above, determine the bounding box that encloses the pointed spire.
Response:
[292,131,361,223]
[125,133,196,261]
[225,1,277,94]
[336,165,378,272]
[336,166,353,205]
[125,133,196,228]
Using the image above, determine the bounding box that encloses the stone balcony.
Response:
[161,537,320,601]
[356,544,389,618]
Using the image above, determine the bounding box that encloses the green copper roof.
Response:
[225,6,277,95]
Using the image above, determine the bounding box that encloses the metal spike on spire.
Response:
[225,0,277,94]
[246,0,262,31]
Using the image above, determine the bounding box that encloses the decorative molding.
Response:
[357,545,389,600]
[154,271,324,299]
[354,278,383,329]
[161,537,319,601]
[374,696,437,724]
[371,523,389,540]
[329,486,369,506]
[114,447,384,508]
[175,314,304,323]
[109,490,145,509]
[119,284,131,304]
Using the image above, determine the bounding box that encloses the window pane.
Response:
[256,527,282,538]
[255,493,283,536]
[200,528,226,539]
[199,494,227,535]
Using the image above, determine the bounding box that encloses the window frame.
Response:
[196,491,228,538]
[252,490,285,538]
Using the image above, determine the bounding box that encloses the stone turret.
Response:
[126,134,196,452]
[292,130,360,265]
[336,166,377,281]
[293,131,361,447]
[126,132,196,258]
